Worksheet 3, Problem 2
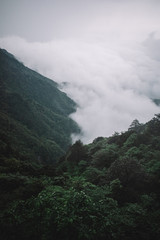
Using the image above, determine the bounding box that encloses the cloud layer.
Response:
[1,35,160,143]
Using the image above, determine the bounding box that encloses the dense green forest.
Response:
[0,49,160,240]
[0,114,160,240]
[0,49,79,163]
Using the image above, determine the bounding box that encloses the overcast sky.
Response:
[0,0,160,143]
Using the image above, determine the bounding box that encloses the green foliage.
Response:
[92,144,118,169]
[83,166,106,185]
[128,119,144,132]
[1,112,160,240]
[1,173,159,240]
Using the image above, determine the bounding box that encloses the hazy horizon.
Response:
[1,0,160,143]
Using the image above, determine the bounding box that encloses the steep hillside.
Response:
[0,115,160,240]
[0,49,79,163]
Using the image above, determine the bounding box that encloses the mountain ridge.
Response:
[0,48,80,163]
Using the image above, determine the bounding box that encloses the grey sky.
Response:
[0,0,106,41]
[0,0,160,143]
[1,0,160,41]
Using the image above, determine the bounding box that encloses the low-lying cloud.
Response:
[1,35,160,143]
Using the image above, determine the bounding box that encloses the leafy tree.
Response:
[91,144,118,169]
[106,158,150,202]
[128,119,143,132]
[64,141,88,174]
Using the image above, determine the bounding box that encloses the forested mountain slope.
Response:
[0,49,79,163]
[0,114,160,240]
